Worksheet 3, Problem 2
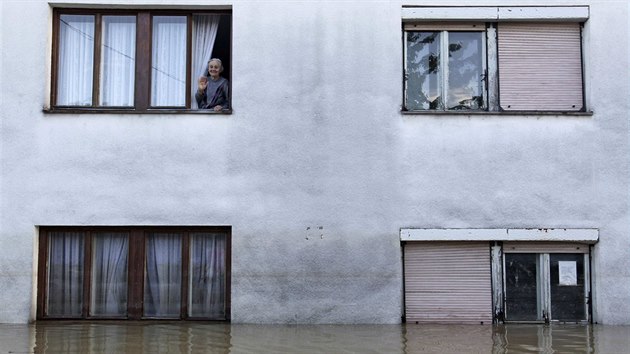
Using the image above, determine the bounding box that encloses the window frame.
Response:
[37,226,232,321]
[48,8,232,114]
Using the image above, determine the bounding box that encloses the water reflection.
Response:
[0,322,628,354]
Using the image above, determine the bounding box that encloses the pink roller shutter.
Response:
[498,23,583,111]
[404,242,492,324]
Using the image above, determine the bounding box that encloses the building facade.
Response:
[0,0,629,324]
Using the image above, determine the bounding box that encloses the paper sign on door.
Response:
[558,261,577,286]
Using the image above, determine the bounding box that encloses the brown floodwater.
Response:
[0,322,628,353]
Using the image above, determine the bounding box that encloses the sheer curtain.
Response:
[47,232,85,316]
[90,232,128,317]
[144,233,182,317]
[189,233,226,318]
[191,15,220,109]
[57,15,94,106]
[151,16,187,107]
[100,16,136,107]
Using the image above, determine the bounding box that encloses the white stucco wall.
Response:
[0,0,629,324]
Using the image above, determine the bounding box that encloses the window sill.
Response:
[401,110,594,117]
[43,107,233,115]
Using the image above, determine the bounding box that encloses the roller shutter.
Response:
[498,22,583,111]
[404,242,492,324]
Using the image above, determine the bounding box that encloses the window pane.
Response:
[57,15,94,106]
[90,232,129,317]
[47,232,85,316]
[151,16,187,107]
[100,16,136,107]
[447,32,484,110]
[189,233,226,318]
[406,32,442,110]
[144,233,182,318]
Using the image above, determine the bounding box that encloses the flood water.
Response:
[0,322,628,353]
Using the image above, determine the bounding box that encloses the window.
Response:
[37,227,231,320]
[403,10,586,113]
[50,9,231,113]
[404,24,487,111]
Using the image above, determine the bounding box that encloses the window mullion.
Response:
[441,31,449,110]
[135,12,151,110]
[82,231,93,318]
[181,232,190,319]
[186,14,193,109]
[92,14,102,107]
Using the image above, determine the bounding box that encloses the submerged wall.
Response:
[0,0,628,324]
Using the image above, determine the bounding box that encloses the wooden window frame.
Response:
[48,8,232,114]
[37,226,232,321]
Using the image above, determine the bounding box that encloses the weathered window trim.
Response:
[402,6,590,22]
[37,226,232,321]
[47,8,232,114]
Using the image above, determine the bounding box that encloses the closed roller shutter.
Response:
[498,22,583,111]
[404,242,492,324]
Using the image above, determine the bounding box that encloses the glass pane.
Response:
[447,32,484,110]
[90,232,129,317]
[550,254,585,321]
[144,233,182,318]
[505,253,539,321]
[47,232,85,316]
[100,16,136,107]
[189,233,226,318]
[57,15,94,106]
[406,31,442,110]
[151,16,187,107]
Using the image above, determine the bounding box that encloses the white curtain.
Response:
[57,15,94,106]
[151,16,187,107]
[47,232,85,316]
[90,233,128,317]
[144,233,182,317]
[189,233,226,318]
[191,15,220,109]
[100,16,136,107]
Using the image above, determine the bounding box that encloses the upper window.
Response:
[37,226,231,320]
[403,15,586,113]
[50,9,231,113]
[405,24,486,111]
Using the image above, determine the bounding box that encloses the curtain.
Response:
[100,16,136,107]
[47,232,85,316]
[90,232,128,317]
[151,16,187,107]
[57,15,94,106]
[191,15,220,109]
[144,233,182,317]
[189,233,226,318]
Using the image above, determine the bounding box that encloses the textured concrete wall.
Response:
[0,0,628,324]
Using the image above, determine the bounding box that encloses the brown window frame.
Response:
[48,8,232,114]
[37,226,231,321]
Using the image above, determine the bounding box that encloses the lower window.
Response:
[37,226,230,320]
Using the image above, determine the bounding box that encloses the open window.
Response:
[50,9,232,113]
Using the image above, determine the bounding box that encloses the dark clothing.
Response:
[195,77,229,110]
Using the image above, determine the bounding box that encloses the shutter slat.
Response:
[498,23,583,111]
